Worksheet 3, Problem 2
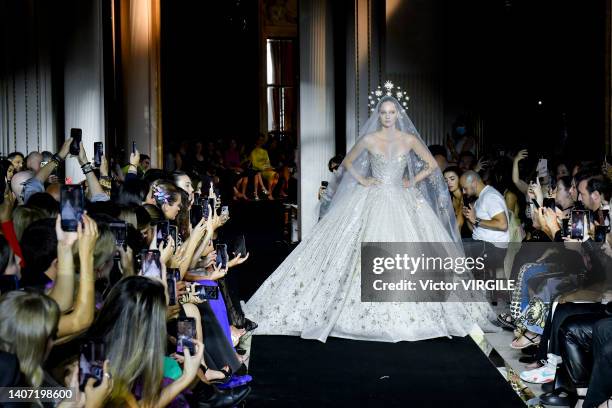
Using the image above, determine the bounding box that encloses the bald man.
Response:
[460,170,509,280]
[26,151,43,172]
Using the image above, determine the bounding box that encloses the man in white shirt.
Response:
[460,170,510,280]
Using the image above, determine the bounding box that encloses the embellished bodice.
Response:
[369,152,408,186]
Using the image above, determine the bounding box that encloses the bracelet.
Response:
[81,163,94,174]
[51,153,63,164]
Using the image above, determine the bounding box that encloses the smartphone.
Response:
[462,194,475,207]
[562,218,570,237]
[0,275,19,295]
[233,234,246,257]
[109,222,128,248]
[595,225,608,243]
[139,249,162,279]
[204,202,211,220]
[94,142,103,168]
[531,198,541,209]
[190,204,204,228]
[176,317,196,355]
[156,221,170,248]
[595,209,610,229]
[132,141,136,154]
[193,193,201,206]
[168,267,180,281]
[208,197,216,212]
[194,284,219,300]
[571,210,587,240]
[167,274,177,306]
[221,206,229,217]
[169,225,178,251]
[78,340,105,391]
[536,158,548,178]
[60,185,85,232]
[216,243,228,269]
[543,198,556,210]
[70,128,82,156]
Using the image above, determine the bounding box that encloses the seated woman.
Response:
[248,134,278,200]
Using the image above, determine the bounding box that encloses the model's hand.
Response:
[361,177,380,187]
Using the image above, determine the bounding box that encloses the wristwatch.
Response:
[474,218,481,228]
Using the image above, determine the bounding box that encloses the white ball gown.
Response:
[243,150,498,343]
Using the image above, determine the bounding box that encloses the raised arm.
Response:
[77,142,106,200]
[512,149,529,195]
[48,216,78,312]
[36,138,72,183]
[56,215,99,341]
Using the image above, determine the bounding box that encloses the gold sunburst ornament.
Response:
[368,81,410,113]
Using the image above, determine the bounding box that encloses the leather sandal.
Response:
[510,331,541,350]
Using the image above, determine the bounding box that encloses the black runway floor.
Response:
[224,201,524,407]
[245,334,525,408]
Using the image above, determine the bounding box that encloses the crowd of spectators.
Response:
[163,134,297,203]
[433,126,612,408]
[0,137,257,407]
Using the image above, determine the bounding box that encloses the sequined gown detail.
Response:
[244,152,496,342]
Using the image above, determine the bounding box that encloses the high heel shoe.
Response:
[200,365,232,385]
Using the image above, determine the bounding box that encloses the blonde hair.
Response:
[118,208,138,229]
[12,206,47,241]
[0,291,59,386]
[88,277,166,406]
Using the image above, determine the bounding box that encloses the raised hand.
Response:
[182,339,205,383]
[159,235,176,266]
[59,137,73,160]
[55,215,78,247]
[78,214,99,257]
[514,149,528,163]
[83,360,113,408]
[77,142,89,166]
[228,252,250,268]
